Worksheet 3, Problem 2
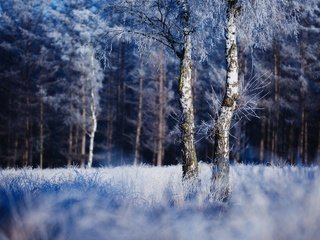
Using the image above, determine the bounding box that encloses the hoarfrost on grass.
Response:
[0,163,319,240]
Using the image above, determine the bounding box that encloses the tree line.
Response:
[0,0,319,198]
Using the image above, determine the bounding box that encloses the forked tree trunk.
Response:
[156,50,166,166]
[178,0,198,179]
[134,61,144,166]
[211,0,239,201]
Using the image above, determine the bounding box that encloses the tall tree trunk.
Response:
[317,121,320,164]
[87,92,97,168]
[106,75,114,165]
[74,124,79,161]
[211,0,239,201]
[259,117,266,163]
[87,51,98,168]
[134,62,144,166]
[288,123,294,165]
[299,100,305,164]
[266,109,272,161]
[299,31,307,165]
[156,50,166,166]
[13,134,18,167]
[304,119,308,164]
[39,96,44,168]
[23,95,30,166]
[29,120,34,166]
[68,125,73,167]
[178,0,198,179]
[271,43,280,164]
[118,43,125,164]
[81,95,86,168]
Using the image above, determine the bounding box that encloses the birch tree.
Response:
[208,0,314,200]
[109,0,218,178]
[45,1,105,167]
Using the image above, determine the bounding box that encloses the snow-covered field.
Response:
[0,163,319,240]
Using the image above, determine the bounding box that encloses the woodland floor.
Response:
[0,163,319,240]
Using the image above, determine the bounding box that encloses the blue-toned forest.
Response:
[0,1,319,239]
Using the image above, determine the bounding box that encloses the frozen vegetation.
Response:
[0,163,319,240]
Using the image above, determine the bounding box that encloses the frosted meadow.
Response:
[0,163,319,240]
[1,1,320,239]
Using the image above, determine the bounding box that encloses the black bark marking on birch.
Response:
[223,97,235,108]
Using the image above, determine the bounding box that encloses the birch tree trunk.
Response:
[87,91,97,168]
[177,0,198,179]
[134,61,144,166]
[211,0,239,201]
[87,51,98,168]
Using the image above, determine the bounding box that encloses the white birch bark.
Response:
[87,90,97,168]
[211,0,239,201]
[87,51,98,168]
[177,0,198,179]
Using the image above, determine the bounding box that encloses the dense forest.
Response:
[0,0,319,169]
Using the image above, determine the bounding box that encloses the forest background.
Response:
[0,0,319,169]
